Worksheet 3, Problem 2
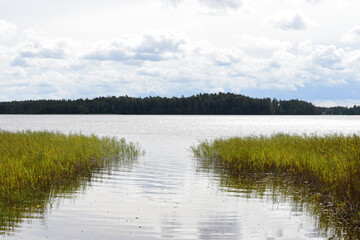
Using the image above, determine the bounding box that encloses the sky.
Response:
[0,0,360,106]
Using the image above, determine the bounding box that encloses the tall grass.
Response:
[192,134,360,226]
[196,158,356,238]
[0,130,141,205]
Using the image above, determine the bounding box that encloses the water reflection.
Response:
[195,157,359,239]
[160,213,182,239]
[0,154,139,237]
[198,213,240,240]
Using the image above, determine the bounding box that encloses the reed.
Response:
[0,130,141,205]
[192,134,360,224]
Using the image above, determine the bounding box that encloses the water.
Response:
[1,115,360,239]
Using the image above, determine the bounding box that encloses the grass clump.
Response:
[192,134,360,227]
[0,130,141,205]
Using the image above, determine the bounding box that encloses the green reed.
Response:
[0,130,141,205]
[196,157,358,239]
[192,134,360,225]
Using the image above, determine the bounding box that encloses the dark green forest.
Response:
[0,93,359,115]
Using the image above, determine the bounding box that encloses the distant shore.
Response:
[1,93,359,115]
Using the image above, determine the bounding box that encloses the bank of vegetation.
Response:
[192,134,360,229]
[0,130,141,205]
[1,92,359,115]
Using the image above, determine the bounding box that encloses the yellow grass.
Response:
[0,130,141,205]
[192,134,360,222]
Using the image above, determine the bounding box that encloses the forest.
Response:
[0,92,359,115]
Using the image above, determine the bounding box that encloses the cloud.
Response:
[0,19,17,42]
[5,67,27,79]
[239,35,293,52]
[2,30,360,102]
[209,48,244,66]
[262,51,301,88]
[272,51,297,65]
[267,12,309,31]
[163,0,183,7]
[292,44,351,88]
[2,0,360,104]
[11,56,30,67]
[341,26,360,43]
[16,39,73,59]
[136,67,162,77]
[305,0,322,4]
[312,45,344,69]
[0,44,7,57]
[12,30,76,63]
[199,0,242,9]
[136,67,195,86]
[313,99,360,107]
[298,39,313,53]
[297,42,350,86]
[83,32,188,64]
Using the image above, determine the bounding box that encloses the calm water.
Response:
[1,115,360,239]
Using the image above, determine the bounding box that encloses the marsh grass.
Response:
[0,130,141,205]
[196,157,355,238]
[192,134,360,234]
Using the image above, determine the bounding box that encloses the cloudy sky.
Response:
[1,0,360,106]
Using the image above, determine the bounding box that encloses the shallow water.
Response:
[1,115,360,239]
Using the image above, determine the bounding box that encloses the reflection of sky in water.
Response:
[1,115,360,239]
[197,213,240,240]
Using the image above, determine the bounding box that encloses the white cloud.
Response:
[16,38,73,59]
[5,67,27,79]
[305,0,322,4]
[293,44,352,87]
[2,30,360,101]
[2,1,360,102]
[272,51,297,65]
[199,0,242,10]
[11,30,77,67]
[83,32,188,64]
[210,48,244,66]
[0,44,7,56]
[0,19,17,42]
[313,99,360,107]
[267,12,309,31]
[298,39,313,53]
[261,51,302,89]
[136,67,162,77]
[163,0,183,7]
[341,26,360,43]
[11,56,31,67]
[312,45,345,69]
[239,35,293,51]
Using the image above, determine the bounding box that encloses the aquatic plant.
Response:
[196,157,357,239]
[192,134,360,232]
[0,130,141,205]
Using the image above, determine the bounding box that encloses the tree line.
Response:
[0,93,359,115]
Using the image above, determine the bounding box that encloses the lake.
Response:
[1,115,360,239]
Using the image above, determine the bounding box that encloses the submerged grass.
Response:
[0,130,141,205]
[192,134,360,229]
